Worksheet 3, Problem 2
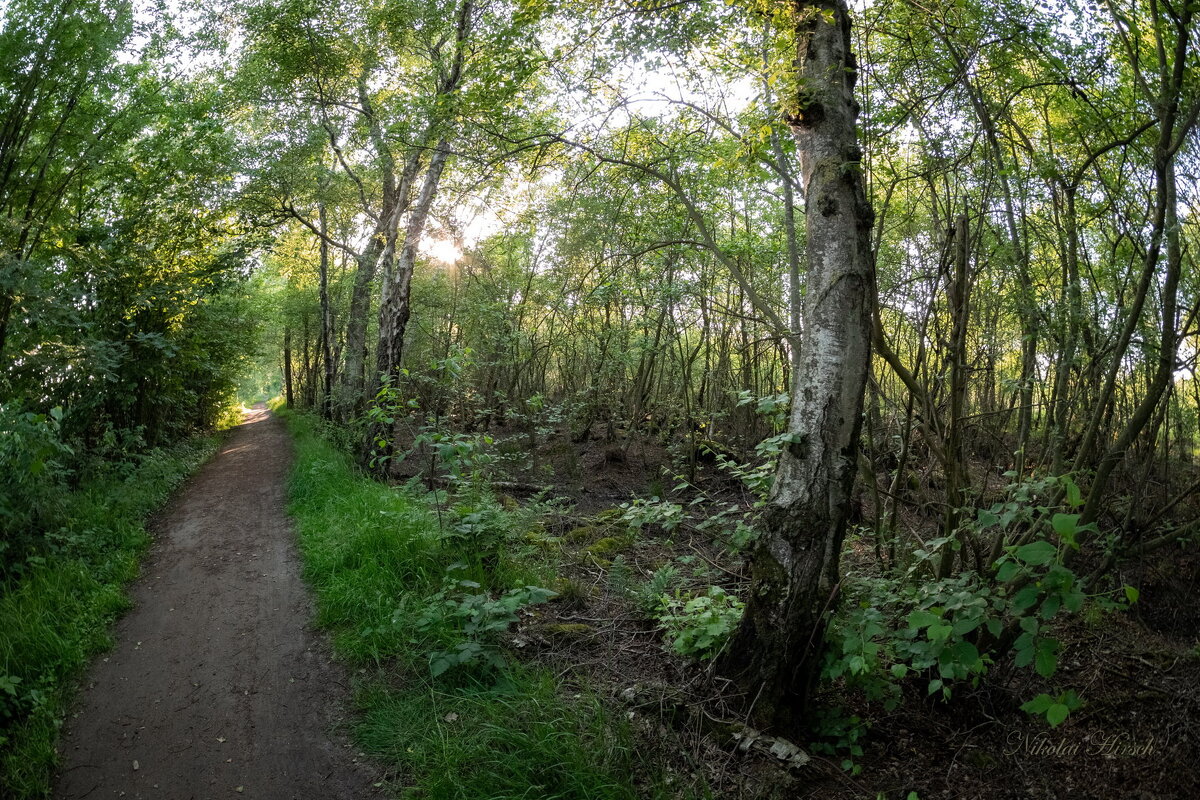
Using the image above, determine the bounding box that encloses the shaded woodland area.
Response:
[3,0,1200,797]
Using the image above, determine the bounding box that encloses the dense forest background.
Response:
[2,0,1198,797]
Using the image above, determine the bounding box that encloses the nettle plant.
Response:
[824,474,1136,731]
[618,497,684,532]
[366,373,495,484]
[700,390,796,499]
[416,564,556,677]
[671,390,796,552]
[655,585,745,661]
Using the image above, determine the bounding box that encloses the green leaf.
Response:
[1021,693,1054,714]
[1015,541,1057,566]
[952,640,982,671]
[1062,478,1083,508]
[907,609,940,629]
[1046,703,1070,726]
[1035,639,1059,678]
[1063,589,1085,613]
[977,509,1000,528]
[1124,585,1140,605]
[928,623,952,642]
[1014,645,1035,669]
[1051,513,1080,541]
[1013,584,1041,613]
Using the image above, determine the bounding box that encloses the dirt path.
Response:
[55,408,378,800]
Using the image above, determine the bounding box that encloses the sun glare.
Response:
[423,237,463,265]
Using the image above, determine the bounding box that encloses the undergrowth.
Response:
[0,434,220,798]
[278,406,700,799]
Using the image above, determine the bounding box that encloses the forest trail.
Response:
[54,407,378,800]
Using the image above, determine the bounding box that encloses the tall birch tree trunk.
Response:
[719,0,875,729]
[318,199,335,419]
[374,139,450,386]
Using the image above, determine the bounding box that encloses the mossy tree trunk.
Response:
[718,0,875,730]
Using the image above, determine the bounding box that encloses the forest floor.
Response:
[53,407,379,800]
[385,416,1200,798]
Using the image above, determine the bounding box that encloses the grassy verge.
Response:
[278,407,697,799]
[0,434,221,797]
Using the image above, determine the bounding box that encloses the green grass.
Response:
[278,407,701,799]
[285,409,445,663]
[0,435,220,798]
[356,672,666,800]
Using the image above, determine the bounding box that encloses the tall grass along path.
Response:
[54,407,378,799]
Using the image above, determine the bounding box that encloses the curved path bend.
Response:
[56,407,377,800]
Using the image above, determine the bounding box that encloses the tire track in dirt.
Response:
[55,407,378,800]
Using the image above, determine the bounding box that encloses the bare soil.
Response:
[54,408,378,800]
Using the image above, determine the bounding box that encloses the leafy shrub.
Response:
[655,586,744,660]
[820,472,1133,741]
[0,406,71,576]
[703,390,794,499]
[416,565,556,677]
[810,706,869,775]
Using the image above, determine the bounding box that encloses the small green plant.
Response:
[416,566,556,677]
[811,706,868,775]
[607,555,634,597]
[633,564,680,616]
[706,435,793,499]
[1021,689,1083,727]
[414,429,495,482]
[655,586,744,660]
[618,497,684,532]
[703,390,795,499]
[444,503,512,569]
[363,374,410,469]
[681,488,761,552]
